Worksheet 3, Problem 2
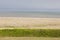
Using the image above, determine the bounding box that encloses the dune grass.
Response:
[0,29,60,37]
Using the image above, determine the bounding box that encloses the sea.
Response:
[0,12,60,18]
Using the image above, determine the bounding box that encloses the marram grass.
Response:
[0,29,60,37]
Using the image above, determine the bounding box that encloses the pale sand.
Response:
[0,17,60,29]
[0,37,60,40]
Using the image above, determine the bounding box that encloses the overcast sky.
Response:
[0,0,60,11]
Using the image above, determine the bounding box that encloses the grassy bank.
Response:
[0,29,60,37]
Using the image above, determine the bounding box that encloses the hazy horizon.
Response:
[0,12,60,18]
[0,0,60,12]
[0,0,60,18]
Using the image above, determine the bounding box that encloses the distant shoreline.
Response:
[0,12,60,18]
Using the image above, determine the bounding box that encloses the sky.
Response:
[0,0,60,11]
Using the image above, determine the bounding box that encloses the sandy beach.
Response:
[0,37,60,40]
[0,17,60,29]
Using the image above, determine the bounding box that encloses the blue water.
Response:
[0,12,60,18]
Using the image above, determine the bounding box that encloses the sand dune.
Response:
[0,17,60,29]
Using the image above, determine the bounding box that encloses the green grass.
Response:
[0,29,60,37]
